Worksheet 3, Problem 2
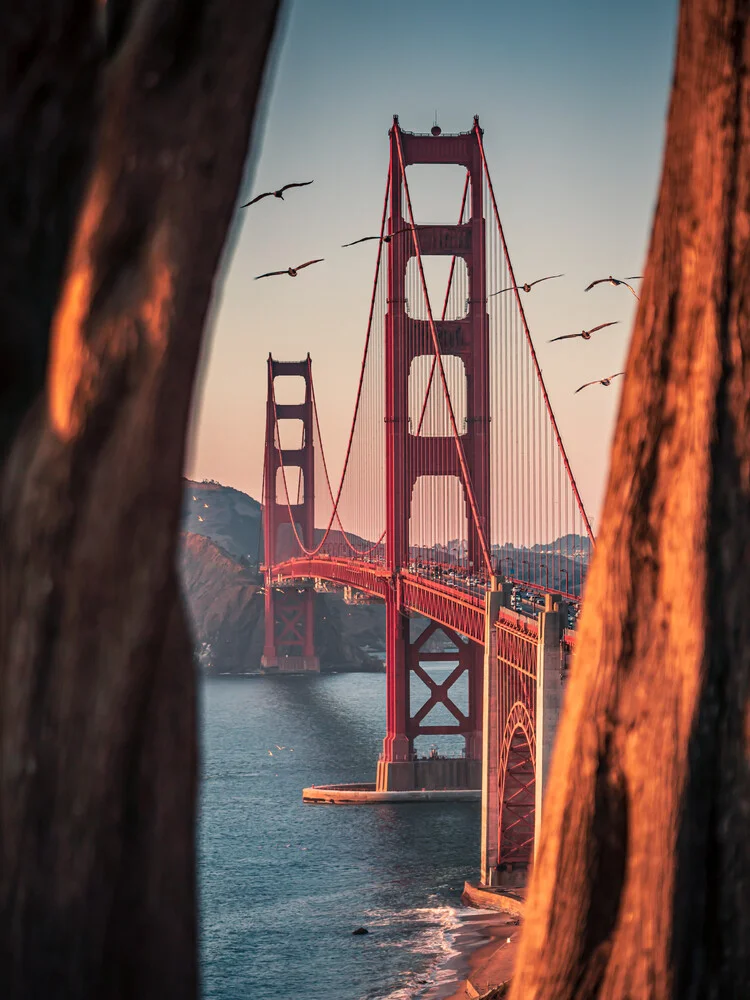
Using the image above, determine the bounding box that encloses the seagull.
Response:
[255,259,324,280]
[490,274,563,296]
[549,321,619,343]
[585,275,641,299]
[268,751,274,756]
[274,745,285,751]
[575,372,625,393]
[342,226,414,248]
[241,181,313,207]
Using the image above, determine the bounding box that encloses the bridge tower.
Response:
[377,117,490,791]
[262,355,319,673]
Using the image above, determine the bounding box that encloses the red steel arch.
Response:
[498,701,536,867]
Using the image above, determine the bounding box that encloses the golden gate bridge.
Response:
[260,116,594,879]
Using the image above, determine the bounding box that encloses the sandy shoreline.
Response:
[426,911,520,1000]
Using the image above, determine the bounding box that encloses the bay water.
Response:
[199,671,481,1000]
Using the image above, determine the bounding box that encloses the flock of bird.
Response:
[243,180,637,395]
[491,270,640,393]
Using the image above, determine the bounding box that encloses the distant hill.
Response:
[182,479,262,562]
[178,480,384,674]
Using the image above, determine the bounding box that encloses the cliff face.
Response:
[178,480,385,674]
[179,532,264,672]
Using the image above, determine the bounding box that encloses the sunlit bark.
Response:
[0,1,280,995]
[511,1,750,996]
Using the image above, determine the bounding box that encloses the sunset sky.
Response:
[186,0,678,525]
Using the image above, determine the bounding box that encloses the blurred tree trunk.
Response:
[511,1,750,996]
[0,1,280,996]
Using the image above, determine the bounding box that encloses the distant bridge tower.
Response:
[262,356,319,672]
[377,116,490,790]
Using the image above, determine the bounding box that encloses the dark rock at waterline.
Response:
[351,927,369,935]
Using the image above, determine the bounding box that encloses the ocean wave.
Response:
[202,771,262,780]
[359,905,464,1000]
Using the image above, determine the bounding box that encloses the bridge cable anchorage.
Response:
[474,123,594,547]
[394,125,494,579]
[269,165,392,561]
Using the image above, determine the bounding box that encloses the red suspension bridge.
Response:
[261,117,593,875]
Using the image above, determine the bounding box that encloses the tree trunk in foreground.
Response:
[511,1,750,997]
[0,1,279,996]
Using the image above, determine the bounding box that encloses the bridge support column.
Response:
[378,594,411,780]
[262,570,277,666]
[480,587,503,886]
[534,595,564,859]
[377,592,482,792]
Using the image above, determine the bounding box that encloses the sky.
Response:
[186,0,678,526]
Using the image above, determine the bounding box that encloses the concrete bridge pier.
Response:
[534,593,565,860]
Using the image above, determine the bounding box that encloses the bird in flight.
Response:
[585,275,641,299]
[575,372,625,393]
[549,321,619,343]
[241,181,313,207]
[341,226,415,248]
[490,274,563,296]
[255,259,324,280]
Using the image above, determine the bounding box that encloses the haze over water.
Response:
[199,671,480,1000]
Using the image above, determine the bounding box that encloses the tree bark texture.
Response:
[0,1,280,996]
[511,1,750,997]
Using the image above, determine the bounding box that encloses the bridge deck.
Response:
[267,557,572,649]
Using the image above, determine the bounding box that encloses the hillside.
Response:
[179,532,264,670]
[182,479,262,562]
[178,480,385,674]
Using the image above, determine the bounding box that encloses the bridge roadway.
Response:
[267,556,575,651]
